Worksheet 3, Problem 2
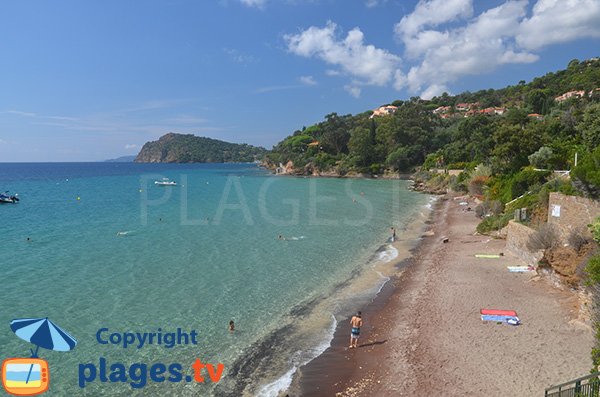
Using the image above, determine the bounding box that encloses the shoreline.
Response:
[283,196,441,397]
[287,195,594,396]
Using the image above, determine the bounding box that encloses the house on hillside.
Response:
[433,106,451,114]
[455,102,479,112]
[554,90,585,102]
[369,105,398,119]
[528,113,543,120]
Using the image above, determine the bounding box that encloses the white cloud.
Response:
[395,0,539,98]
[5,110,37,117]
[299,75,317,85]
[395,0,473,37]
[284,0,600,99]
[285,21,402,94]
[239,0,267,7]
[420,84,449,100]
[124,144,138,150]
[344,84,361,98]
[517,0,600,49]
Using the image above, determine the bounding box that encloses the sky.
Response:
[0,0,599,162]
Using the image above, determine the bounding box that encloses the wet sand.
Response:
[289,196,593,396]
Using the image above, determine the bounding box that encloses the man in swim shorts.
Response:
[349,311,362,348]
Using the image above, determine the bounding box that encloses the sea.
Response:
[0,162,432,396]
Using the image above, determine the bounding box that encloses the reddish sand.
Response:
[290,196,593,397]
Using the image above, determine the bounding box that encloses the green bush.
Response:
[476,213,512,234]
[590,217,600,244]
[572,147,600,198]
[528,146,553,168]
[585,255,600,285]
[370,163,383,174]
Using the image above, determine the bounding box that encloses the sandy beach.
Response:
[290,195,594,397]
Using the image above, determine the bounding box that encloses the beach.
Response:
[290,195,594,396]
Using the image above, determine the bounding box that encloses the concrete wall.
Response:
[505,220,544,265]
[548,192,600,241]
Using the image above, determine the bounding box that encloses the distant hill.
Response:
[135,133,267,163]
[104,155,136,162]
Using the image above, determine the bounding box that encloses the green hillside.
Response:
[135,133,267,163]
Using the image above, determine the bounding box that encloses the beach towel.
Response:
[481,309,517,316]
[475,254,501,259]
[507,266,535,273]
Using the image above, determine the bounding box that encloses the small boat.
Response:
[0,191,19,204]
[154,178,177,186]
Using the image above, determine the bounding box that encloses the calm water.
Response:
[0,163,430,396]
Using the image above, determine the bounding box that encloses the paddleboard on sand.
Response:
[508,266,535,272]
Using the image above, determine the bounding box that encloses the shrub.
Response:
[370,163,383,175]
[590,217,600,244]
[468,175,489,196]
[527,223,560,251]
[528,146,553,168]
[476,213,512,234]
[586,255,600,285]
[568,228,591,253]
[572,147,600,198]
[448,175,467,193]
[475,203,487,218]
[490,200,504,215]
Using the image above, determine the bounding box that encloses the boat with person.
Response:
[154,178,177,186]
[0,191,19,204]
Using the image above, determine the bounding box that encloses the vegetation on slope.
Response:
[135,133,267,163]
[267,58,600,183]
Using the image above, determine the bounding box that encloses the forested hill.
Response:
[135,133,267,163]
[265,57,600,179]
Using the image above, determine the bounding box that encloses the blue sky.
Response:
[0,0,599,162]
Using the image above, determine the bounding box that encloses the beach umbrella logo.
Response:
[2,318,77,396]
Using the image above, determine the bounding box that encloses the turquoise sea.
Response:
[0,163,431,396]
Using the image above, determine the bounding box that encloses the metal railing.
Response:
[545,372,600,397]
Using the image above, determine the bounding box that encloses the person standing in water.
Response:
[349,311,362,348]
[391,227,397,242]
[229,320,235,332]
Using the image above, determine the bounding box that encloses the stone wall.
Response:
[505,220,544,265]
[548,192,600,241]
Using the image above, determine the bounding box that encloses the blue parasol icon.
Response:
[9,317,77,384]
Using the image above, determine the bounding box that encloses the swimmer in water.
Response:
[229,320,235,332]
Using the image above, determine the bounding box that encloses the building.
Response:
[554,90,585,102]
[369,105,398,118]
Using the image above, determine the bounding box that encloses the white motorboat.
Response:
[154,178,177,186]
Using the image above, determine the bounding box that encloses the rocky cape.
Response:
[134,133,267,163]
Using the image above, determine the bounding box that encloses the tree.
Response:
[491,123,541,173]
[348,126,375,167]
[386,146,419,171]
[572,146,600,198]
[576,103,600,151]
[320,113,351,154]
[527,89,550,114]
[528,146,554,168]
